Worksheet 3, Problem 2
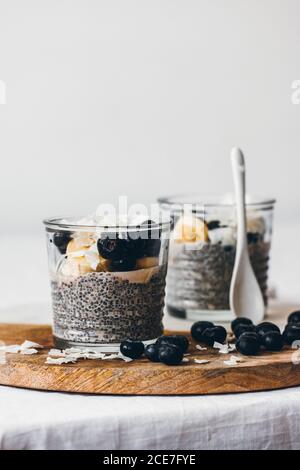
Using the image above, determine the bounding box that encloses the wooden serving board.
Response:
[0,323,300,395]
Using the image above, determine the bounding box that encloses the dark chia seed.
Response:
[166,241,270,312]
[51,267,167,344]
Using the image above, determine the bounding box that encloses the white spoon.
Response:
[229,147,265,323]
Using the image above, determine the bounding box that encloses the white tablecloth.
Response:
[1,231,300,450]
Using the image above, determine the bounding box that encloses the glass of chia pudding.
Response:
[43,215,170,349]
[158,194,275,322]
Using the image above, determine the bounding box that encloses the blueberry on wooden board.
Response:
[120,340,145,359]
[236,334,260,355]
[288,311,300,324]
[201,326,227,346]
[158,344,183,365]
[144,343,160,362]
[256,322,280,337]
[239,331,261,343]
[231,317,253,332]
[261,331,284,351]
[191,321,214,342]
[156,335,189,353]
[234,324,256,339]
[283,325,300,345]
[53,232,72,254]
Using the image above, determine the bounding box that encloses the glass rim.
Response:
[158,193,276,211]
[43,216,172,232]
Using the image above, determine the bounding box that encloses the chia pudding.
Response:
[158,194,275,321]
[44,215,170,348]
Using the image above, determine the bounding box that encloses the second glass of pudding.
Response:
[158,194,275,323]
[44,217,170,349]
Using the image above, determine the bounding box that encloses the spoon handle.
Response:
[231,147,248,253]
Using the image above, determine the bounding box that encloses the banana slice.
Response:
[136,257,159,269]
[60,257,93,277]
[66,237,94,254]
[246,214,265,235]
[111,266,160,284]
[173,215,209,243]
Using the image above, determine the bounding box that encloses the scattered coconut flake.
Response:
[213,341,224,349]
[84,352,106,360]
[48,349,67,357]
[196,345,207,351]
[182,357,189,363]
[21,340,43,350]
[20,348,38,355]
[194,359,210,364]
[102,353,120,360]
[46,356,78,365]
[223,355,243,366]
[0,344,21,353]
[184,353,191,356]
[213,342,236,354]
[117,352,134,362]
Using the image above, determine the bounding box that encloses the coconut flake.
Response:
[0,344,21,353]
[196,345,207,351]
[46,356,78,365]
[213,342,236,354]
[21,340,43,350]
[223,355,243,366]
[48,349,67,357]
[194,359,210,364]
[182,357,189,363]
[20,348,38,355]
[117,352,133,362]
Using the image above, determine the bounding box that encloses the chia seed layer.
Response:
[51,267,167,344]
[166,242,270,312]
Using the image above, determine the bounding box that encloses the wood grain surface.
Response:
[0,323,300,395]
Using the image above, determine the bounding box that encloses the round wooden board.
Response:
[0,323,300,395]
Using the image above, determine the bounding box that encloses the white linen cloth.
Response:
[1,385,300,450]
[0,232,300,450]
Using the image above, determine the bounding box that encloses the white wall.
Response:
[0,0,300,234]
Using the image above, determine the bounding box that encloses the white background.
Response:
[1,0,300,233]
[0,0,300,312]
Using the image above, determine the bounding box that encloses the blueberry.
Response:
[288,311,300,324]
[141,219,162,240]
[234,324,256,339]
[256,322,280,337]
[231,317,253,332]
[207,220,221,230]
[53,232,72,254]
[144,239,161,257]
[144,343,160,362]
[239,331,261,344]
[247,232,261,244]
[141,220,162,257]
[158,344,183,365]
[261,331,284,351]
[156,335,189,353]
[202,326,227,346]
[191,321,214,342]
[223,245,233,252]
[97,234,130,260]
[120,340,144,359]
[110,257,136,272]
[128,220,162,258]
[283,325,300,345]
[236,334,260,355]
